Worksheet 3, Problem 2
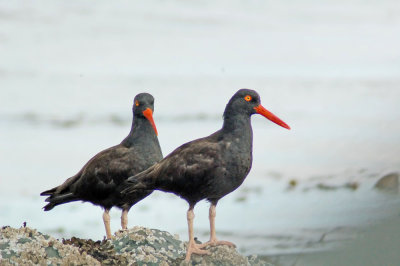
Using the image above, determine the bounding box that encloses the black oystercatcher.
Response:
[124,89,290,261]
[40,93,163,239]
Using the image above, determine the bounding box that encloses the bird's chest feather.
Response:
[130,143,163,170]
[205,137,253,198]
[226,137,252,176]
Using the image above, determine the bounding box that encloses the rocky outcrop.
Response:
[374,173,399,194]
[0,226,99,265]
[0,226,271,265]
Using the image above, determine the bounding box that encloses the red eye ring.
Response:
[135,100,140,106]
[244,95,252,102]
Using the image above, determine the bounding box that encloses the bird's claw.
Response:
[185,242,210,262]
[198,239,236,248]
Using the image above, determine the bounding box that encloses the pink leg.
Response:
[121,209,128,230]
[184,207,210,262]
[198,204,236,248]
[103,209,112,239]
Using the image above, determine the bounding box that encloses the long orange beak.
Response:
[142,108,158,135]
[254,105,291,130]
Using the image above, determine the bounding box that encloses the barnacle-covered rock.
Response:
[0,225,272,265]
[111,226,186,264]
[0,226,100,265]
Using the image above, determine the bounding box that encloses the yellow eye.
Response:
[244,95,252,102]
[135,100,140,106]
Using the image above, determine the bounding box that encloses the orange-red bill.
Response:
[254,105,291,130]
[142,108,158,135]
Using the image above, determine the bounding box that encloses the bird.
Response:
[123,89,290,261]
[40,93,163,239]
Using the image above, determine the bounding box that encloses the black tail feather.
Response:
[40,187,57,196]
[42,193,78,211]
[122,166,157,195]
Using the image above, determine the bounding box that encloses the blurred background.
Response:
[1,1,400,265]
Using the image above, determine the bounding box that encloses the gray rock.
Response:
[0,225,273,265]
[374,173,399,193]
[0,226,100,265]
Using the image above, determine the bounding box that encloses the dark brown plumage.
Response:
[124,89,290,261]
[40,93,163,239]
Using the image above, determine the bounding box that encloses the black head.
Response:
[224,89,290,130]
[224,89,261,117]
[133,93,158,135]
[133,93,155,115]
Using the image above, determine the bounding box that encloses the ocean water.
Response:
[1,0,400,260]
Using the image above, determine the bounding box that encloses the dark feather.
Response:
[123,90,263,207]
[41,93,163,212]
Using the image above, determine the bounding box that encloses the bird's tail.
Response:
[40,187,57,196]
[42,193,78,211]
[122,164,159,195]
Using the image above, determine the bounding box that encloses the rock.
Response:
[0,226,273,265]
[374,173,399,194]
[0,226,100,265]
[303,182,360,192]
[285,179,298,191]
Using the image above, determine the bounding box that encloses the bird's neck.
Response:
[121,116,157,147]
[222,113,253,141]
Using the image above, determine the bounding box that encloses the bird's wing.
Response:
[126,135,225,192]
[42,144,136,199]
[40,170,83,197]
[71,145,138,198]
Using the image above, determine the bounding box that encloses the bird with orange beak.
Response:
[41,93,162,239]
[124,89,290,261]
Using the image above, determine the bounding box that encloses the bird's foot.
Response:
[198,238,236,249]
[104,235,114,241]
[185,241,210,262]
